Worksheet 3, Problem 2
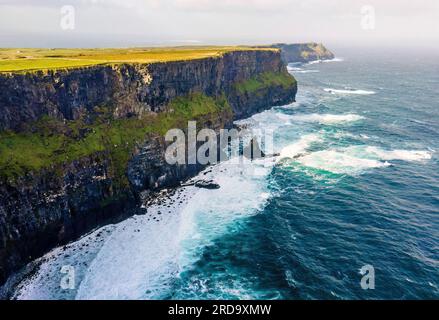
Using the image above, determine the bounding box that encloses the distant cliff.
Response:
[271,43,335,64]
[0,49,297,285]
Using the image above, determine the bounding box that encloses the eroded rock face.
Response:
[0,50,297,285]
[271,43,335,64]
[0,50,291,131]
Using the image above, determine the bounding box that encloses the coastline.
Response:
[0,48,297,287]
[5,50,438,300]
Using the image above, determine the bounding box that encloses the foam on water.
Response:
[296,70,320,74]
[12,224,117,300]
[288,113,365,125]
[324,88,376,95]
[307,58,344,65]
[284,145,433,176]
[287,66,320,74]
[178,160,273,270]
[324,57,344,63]
[236,109,290,131]
[364,146,432,161]
[287,66,302,72]
[278,134,322,160]
[14,159,274,299]
[75,204,186,299]
[297,150,390,175]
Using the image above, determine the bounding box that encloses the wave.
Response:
[288,113,365,125]
[287,66,302,72]
[13,151,276,299]
[297,150,390,175]
[74,157,274,299]
[287,66,320,73]
[324,88,376,95]
[324,57,344,63]
[353,146,433,162]
[307,57,344,65]
[296,70,320,74]
[307,60,322,65]
[278,134,322,160]
[280,144,433,176]
[12,224,118,300]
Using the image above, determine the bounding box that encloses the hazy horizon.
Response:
[0,0,438,49]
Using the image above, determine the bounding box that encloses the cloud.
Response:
[0,0,438,47]
[173,0,293,12]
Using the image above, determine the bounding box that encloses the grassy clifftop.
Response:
[0,46,276,72]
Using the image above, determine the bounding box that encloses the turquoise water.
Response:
[13,49,439,300]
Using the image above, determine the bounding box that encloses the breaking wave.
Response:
[324,88,376,95]
[278,134,322,160]
[279,143,433,176]
[288,113,365,125]
[287,66,320,73]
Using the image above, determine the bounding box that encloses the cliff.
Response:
[0,49,297,284]
[271,43,335,64]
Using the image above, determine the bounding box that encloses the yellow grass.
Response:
[0,46,277,73]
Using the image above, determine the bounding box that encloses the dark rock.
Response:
[194,180,221,190]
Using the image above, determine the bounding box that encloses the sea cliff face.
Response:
[0,50,297,284]
[271,43,335,64]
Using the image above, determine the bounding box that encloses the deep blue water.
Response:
[12,49,439,300]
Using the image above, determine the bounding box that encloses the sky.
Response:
[0,0,438,48]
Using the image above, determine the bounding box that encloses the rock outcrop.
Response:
[0,49,297,285]
[271,43,335,64]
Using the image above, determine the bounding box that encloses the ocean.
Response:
[10,48,439,300]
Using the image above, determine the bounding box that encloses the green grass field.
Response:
[0,47,276,72]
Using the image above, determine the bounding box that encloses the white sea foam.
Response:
[307,57,344,65]
[278,134,322,160]
[297,150,390,175]
[285,145,433,176]
[324,88,375,95]
[74,158,273,300]
[287,66,302,72]
[75,211,184,299]
[296,70,320,73]
[288,113,365,125]
[361,146,432,162]
[324,57,344,63]
[306,59,322,65]
[237,109,298,130]
[12,224,117,300]
[15,154,274,300]
[287,65,320,73]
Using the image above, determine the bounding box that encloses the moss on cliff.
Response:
[0,93,232,182]
[234,71,296,95]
